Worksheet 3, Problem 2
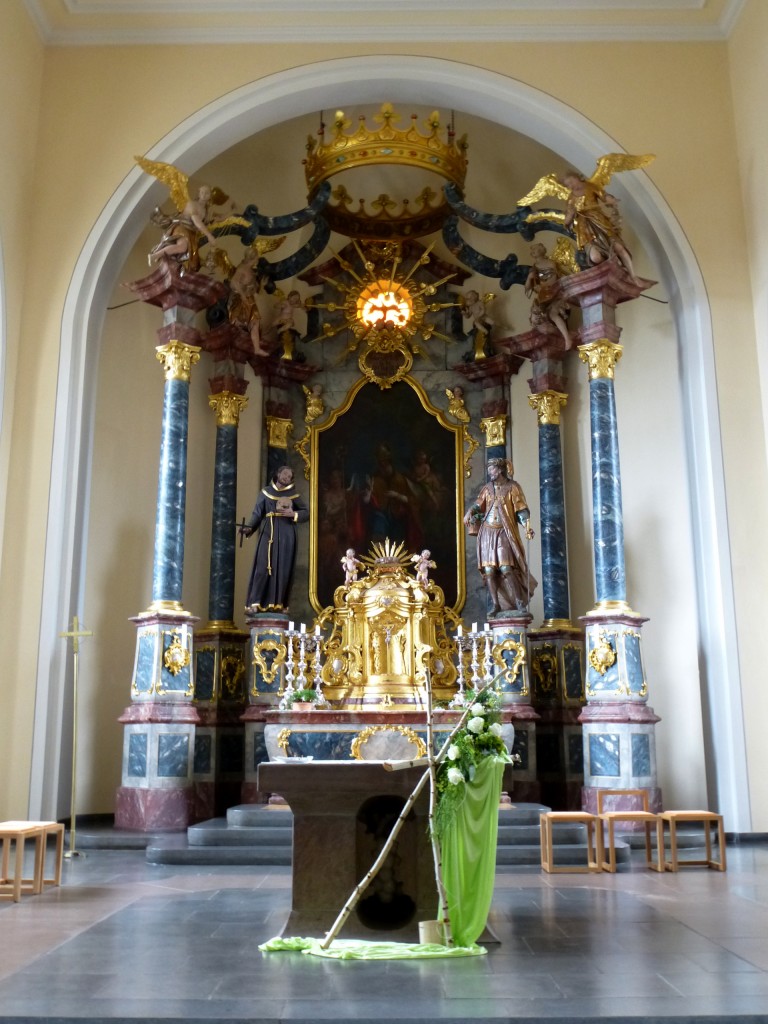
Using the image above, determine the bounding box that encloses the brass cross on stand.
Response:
[59,616,93,858]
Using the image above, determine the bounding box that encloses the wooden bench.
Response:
[659,810,726,871]
[540,811,603,873]
[596,790,664,873]
[0,822,46,902]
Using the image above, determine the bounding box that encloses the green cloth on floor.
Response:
[439,754,507,946]
[259,936,486,959]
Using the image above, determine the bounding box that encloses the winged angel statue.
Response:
[517,153,654,285]
[136,155,249,271]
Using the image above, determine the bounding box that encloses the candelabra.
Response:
[279,623,297,709]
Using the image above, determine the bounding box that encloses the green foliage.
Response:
[286,687,317,706]
[434,689,509,839]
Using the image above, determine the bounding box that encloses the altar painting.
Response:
[310,378,465,612]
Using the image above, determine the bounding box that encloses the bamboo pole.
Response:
[425,670,453,946]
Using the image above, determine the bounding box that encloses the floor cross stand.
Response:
[59,616,93,859]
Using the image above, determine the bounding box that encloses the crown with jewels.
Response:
[304,103,469,239]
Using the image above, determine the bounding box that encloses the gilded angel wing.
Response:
[203,248,236,278]
[207,215,251,234]
[135,155,190,211]
[589,153,655,190]
[250,235,286,257]
[517,173,571,206]
[551,237,580,276]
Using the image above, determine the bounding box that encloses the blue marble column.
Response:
[578,341,627,607]
[207,391,248,624]
[528,391,570,623]
[151,341,201,610]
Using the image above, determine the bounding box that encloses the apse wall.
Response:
[1,36,763,829]
[81,110,704,814]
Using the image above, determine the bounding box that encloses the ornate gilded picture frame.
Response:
[309,376,465,613]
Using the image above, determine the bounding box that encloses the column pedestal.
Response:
[491,614,540,802]
[192,624,249,818]
[529,623,585,810]
[242,611,290,802]
[579,609,661,814]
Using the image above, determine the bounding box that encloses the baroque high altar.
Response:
[113,104,660,832]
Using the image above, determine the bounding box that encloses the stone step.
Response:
[146,835,292,866]
[227,804,293,828]
[499,803,550,826]
[187,819,292,847]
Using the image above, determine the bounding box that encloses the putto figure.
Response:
[411,549,436,587]
[242,465,309,612]
[517,153,654,285]
[464,458,537,616]
[341,548,363,584]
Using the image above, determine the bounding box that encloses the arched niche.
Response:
[30,56,748,830]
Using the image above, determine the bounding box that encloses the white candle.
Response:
[300,623,306,634]
[471,622,478,634]
[314,624,320,636]
[457,624,463,637]
[288,621,295,632]
[483,622,490,633]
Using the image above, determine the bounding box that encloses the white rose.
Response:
[467,716,485,735]
[489,722,503,738]
[447,766,465,785]
[447,744,459,761]
[469,702,485,716]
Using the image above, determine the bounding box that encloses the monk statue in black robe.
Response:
[464,458,537,616]
[242,465,309,612]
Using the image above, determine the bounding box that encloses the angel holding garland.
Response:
[518,153,654,286]
[136,155,246,271]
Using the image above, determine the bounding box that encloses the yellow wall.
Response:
[1,20,766,824]
[0,3,45,816]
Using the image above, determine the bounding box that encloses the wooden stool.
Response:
[0,822,46,902]
[540,811,603,873]
[659,810,726,871]
[596,789,664,873]
[35,821,65,887]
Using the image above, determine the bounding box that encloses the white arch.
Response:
[29,55,749,829]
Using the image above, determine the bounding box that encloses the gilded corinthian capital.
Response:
[578,339,623,380]
[208,391,248,427]
[155,340,201,382]
[528,390,568,426]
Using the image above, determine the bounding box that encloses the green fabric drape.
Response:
[259,936,486,959]
[439,754,507,947]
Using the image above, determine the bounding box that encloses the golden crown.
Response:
[304,104,468,238]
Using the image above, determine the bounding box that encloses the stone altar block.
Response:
[258,761,437,941]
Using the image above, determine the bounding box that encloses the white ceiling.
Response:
[24,0,746,44]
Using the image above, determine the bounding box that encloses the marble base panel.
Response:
[193,723,246,816]
[119,722,197,788]
[114,785,194,831]
[193,628,249,703]
[528,626,585,706]
[580,709,661,815]
[489,617,533,702]
[246,614,290,706]
[581,613,649,701]
[260,711,515,765]
[129,615,197,702]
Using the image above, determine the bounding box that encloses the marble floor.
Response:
[2,844,768,1022]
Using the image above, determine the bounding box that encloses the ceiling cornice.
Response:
[23,0,746,46]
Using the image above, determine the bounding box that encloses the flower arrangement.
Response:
[434,688,509,838]
[285,687,317,708]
